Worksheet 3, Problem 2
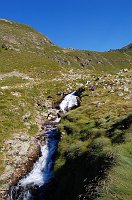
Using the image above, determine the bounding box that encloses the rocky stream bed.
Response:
[5,89,83,200]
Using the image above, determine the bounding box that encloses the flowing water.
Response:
[8,91,79,200]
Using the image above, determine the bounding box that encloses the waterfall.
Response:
[8,128,60,200]
[59,91,78,113]
[8,91,80,200]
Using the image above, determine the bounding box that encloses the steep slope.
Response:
[0,20,90,198]
[0,19,132,72]
[0,19,132,199]
[0,19,54,52]
[120,43,132,51]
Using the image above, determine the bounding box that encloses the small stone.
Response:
[22,112,31,122]
[11,91,21,97]
[118,92,124,97]
[110,90,114,93]
[123,68,128,72]
[92,101,100,105]
[123,86,129,92]
[107,86,111,91]
[123,96,130,100]
[95,93,100,96]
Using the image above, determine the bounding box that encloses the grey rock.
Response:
[22,112,31,122]
[123,86,129,92]
[118,92,124,97]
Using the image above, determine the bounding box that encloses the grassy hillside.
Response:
[0,19,132,199]
[53,70,132,199]
[0,19,132,73]
[0,19,54,51]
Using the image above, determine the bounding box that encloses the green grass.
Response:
[0,48,89,177]
[0,19,132,197]
[0,76,28,87]
[54,85,132,199]
[100,142,132,200]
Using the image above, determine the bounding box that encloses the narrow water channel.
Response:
[8,90,80,200]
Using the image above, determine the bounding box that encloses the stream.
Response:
[7,90,80,200]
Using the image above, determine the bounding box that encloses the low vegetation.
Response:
[53,87,132,199]
[0,19,132,199]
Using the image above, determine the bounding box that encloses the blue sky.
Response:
[0,0,132,51]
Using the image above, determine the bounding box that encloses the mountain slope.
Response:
[0,19,132,199]
[120,43,132,51]
[0,19,132,73]
[0,19,54,51]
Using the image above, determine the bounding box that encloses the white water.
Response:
[8,144,50,200]
[19,92,78,187]
[59,91,78,112]
[53,117,61,123]
[19,91,79,188]
[19,145,49,187]
[8,90,80,200]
